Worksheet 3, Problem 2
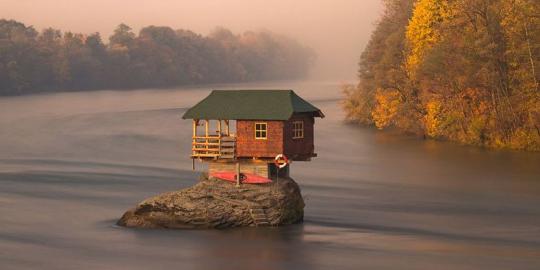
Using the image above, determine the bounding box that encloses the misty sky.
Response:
[0,0,383,81]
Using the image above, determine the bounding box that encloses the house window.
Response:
[293,121,304,139]
[255,123,267,139]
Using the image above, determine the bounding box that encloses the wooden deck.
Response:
[191,135,236,159]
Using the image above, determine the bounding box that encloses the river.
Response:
[0,81,539,270]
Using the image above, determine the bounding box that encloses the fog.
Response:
[0,0,383,81]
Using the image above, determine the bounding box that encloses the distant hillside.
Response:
[343,0,539,151]
[0,20,315,95]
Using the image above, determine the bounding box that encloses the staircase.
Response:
[219,136,236,159]
[249,204,270,227]
[195,191,271,227]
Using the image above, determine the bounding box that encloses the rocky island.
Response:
[117,175,305,229]
[117,90,322,230]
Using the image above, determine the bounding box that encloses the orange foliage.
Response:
[343,0,539,151]
[372,89,402,129]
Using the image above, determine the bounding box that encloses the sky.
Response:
[0,0,384,81]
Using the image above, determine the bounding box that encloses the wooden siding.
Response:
[208,161,290,179]
[209,161,270,178]
[236,120,283,158]
[283,113,315,159]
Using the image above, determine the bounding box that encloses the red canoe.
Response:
[211,171,272,184]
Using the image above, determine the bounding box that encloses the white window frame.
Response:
[292,121,304,139]
[255,122,267,140]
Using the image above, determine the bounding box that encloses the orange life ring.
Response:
[274,154,289,169]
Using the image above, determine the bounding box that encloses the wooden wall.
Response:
[208,161,290,179]
[236,120,283,158]
[283,113,315,159]
[208,161,270,178]
[235,114,315,160]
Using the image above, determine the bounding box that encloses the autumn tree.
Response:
[343,0,540,150]
[343,0,415,126]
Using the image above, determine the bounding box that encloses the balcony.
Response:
[191,119,236,160]
[191,135,236,159]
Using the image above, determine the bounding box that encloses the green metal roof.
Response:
[182,90,324,120]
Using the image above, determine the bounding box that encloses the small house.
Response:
[182,90,324,180]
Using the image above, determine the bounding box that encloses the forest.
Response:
[343,0,539,151]
[0,19,315,95]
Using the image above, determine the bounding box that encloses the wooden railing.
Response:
[192,135,236,159]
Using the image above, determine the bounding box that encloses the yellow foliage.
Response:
[372,89,402,129]
[510,128,540,151]
[424,100,443,137]
[341,83,374,124]
[405,0,451,73]
[344,0,540,151]
[500,0,540,92]
[457,89,489,145]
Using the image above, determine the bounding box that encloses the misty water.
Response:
[0,81,539,269]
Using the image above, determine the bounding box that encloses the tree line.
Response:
[0,19,315,95]
[343,0,539,151]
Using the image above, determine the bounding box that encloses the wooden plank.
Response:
[236,162,240,187]
[191,154,220,158]
[193,145,219,148]
[193,143,218,148]
[193,152,220,156]
[218,120,222,154]
[192,142,220,146]
[220,136,236,142]
[192,136,220,139]
[192,149,220,152]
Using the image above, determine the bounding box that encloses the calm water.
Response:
[0,81,539,270]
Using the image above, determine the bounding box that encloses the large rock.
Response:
[117,174,304,229]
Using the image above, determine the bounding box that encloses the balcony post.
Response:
[236,162,240,187]
[205,120,209,152]
[192,120,197,158]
